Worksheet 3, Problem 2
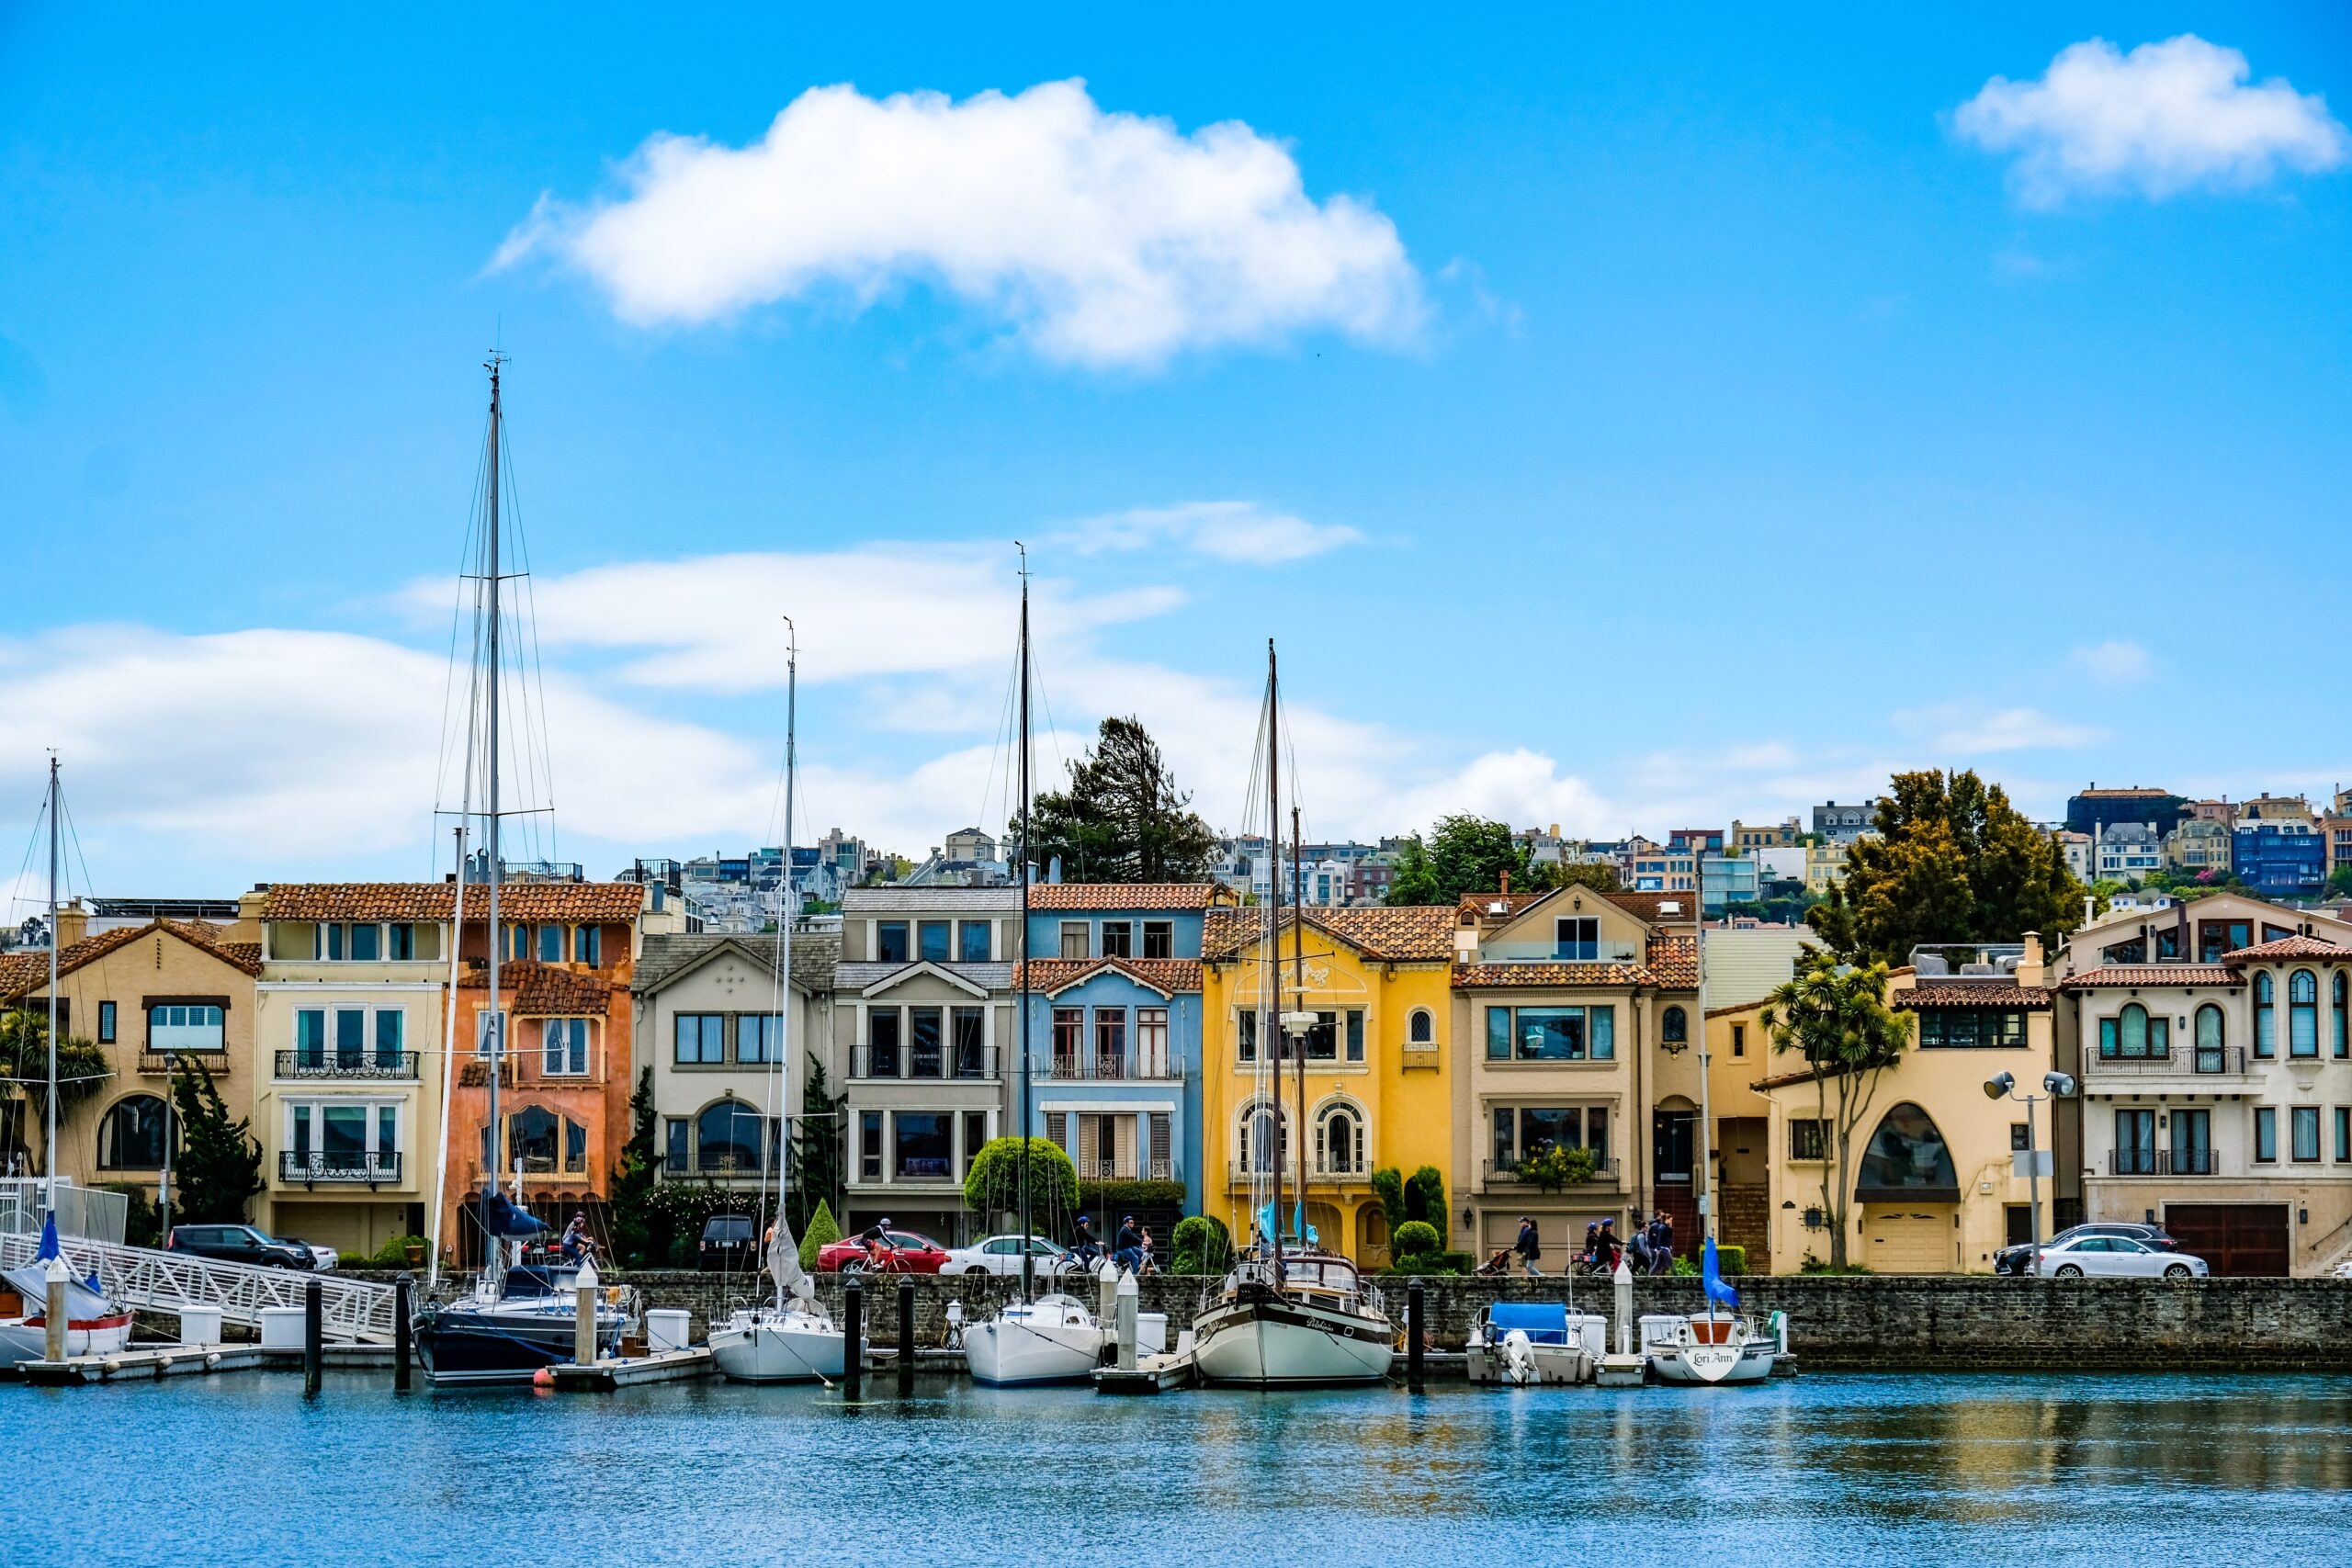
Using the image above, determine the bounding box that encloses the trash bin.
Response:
[178,1306,223,1345]
[259,1305,306,1351]
[646,1309,692,1354]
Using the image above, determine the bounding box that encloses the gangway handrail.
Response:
[0,1229,396,1344]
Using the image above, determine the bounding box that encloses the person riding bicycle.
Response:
[861,1217,897,1270]
[1113,1214,1145,1273]
[1070,1214,1102,1267]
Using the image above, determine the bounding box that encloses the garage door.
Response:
[1861,1206,1957,1272]
[2163,1202,2290,1277]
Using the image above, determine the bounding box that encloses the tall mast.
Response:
[42,756,59,1205]
[773,616,797,1307]
[1265,642,1283,1280]
[1290,802,1308,1253]
[481,355,504,1217]
[1016,546,1035,1303]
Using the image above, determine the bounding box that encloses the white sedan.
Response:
[942,1235,1076,1278]
[2034,1235,2208,1280]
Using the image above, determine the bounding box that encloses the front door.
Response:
[1653,1111,1693,1181]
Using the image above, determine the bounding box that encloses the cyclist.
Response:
[1113,1214,1145,1273]
[860,1217,897,1270]
[1070,1214,1102,1268]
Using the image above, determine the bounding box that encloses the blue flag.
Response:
[1702,1235,1739,1311]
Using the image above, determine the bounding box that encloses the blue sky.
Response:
[2,6,2348,900]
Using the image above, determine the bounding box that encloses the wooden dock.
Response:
[1092,1348,1194,1393]
[548,1347,714,1390]
[14,1341,391,1385]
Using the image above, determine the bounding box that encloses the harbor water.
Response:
[7,1371,2350,1564]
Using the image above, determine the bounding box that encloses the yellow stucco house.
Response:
[1201,904,1455,1266]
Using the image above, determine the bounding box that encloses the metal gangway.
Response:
[0,1180,396,1344]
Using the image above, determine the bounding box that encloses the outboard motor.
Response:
[1502,1328,1538,1386]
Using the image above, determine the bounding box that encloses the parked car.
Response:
[698,1213,757,1272]
[942,1234,1077,1278]
[1996,1223,2177,1276]
[167,1224,319,1269]
[2033,1234,2208,1280]
[294,1241,340,1272]
[814,1231,952,1274]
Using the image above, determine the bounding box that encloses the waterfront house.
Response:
[1753,937,2060,1273]
[1450,887,1699,1266]
[251,884,449,1257]
[635,928,839,1211]
[0,903,262,1219]
[1200,903,1455,1267]
[2058,893,2352,1276]
[1019,882,1229,1233]
[831,886,1020,1247]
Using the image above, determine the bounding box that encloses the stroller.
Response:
[1476,1247,1516,1277]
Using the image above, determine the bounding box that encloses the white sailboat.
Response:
[1193,644,1394,1388]
[965,548,1113,1388]
[710,619,850,1384]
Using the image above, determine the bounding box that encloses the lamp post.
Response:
[1984,1069,2076,1258]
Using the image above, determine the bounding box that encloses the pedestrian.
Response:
[1579,1220,1601,1274]
[1512,1215,1542,1278]
[1627,1217,1654,1275]
[1650,1212,1676,1275]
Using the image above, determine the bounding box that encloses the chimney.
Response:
[52,898,89,950]
[1500,871,1510,895]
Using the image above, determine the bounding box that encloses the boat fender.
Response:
[531,1366,557,1388]
[204,1351,221,1369]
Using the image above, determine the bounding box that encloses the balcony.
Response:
[1071,1157,1176,1182]
[466,1156,594,1186]
[278,1150,403,1188]
[851,1044,999,1082]
[277,1050,421,1081]
[1225,1157,1369,1182]
[2087,1047,2252,1078]
[1472,941,1641,966]
[2107,1148,2219,1177]
[458,1055,606,1089]
[660,1151,770,1181]
[139,1048,232,1077]
[1044,1053,1182,1083]
[1483,1156,1622,1188]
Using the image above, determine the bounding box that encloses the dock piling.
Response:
[43,1256,68,1365]
[574,1257,601,1368]
[393,1276,412,1391]
[1115,1271,1138,1372]
[897,1279,915,1395]
[301,1279,322,1397]
[1407,1282,1424,1392]
[842,1280,863,1402]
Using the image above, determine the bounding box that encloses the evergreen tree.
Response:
[608,1066,659,1265]
[787,1051,845,1233]
[1384,815,1541,906]
[1013,716,1216,883]
[1759,953,1915,1269]
[1806,770,2086,964]
[169,1056,262,1224]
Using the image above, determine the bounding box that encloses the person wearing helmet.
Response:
[859,1216,897,1270]
[1114,1213,1145,1273]
[1070,1213,1101,1267]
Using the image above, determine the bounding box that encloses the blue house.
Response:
[1017,883,1231,1222]
[2234,822,2325,900]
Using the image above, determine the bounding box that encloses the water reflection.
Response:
[3,1373,2347,1565]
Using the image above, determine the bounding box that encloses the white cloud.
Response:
[495,80,1423,368]
[1905,705,2105,755]
[1956,35,2349,205]
[1058,502,1364,564]
[2072,638,2153,683]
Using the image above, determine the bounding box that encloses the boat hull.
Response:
[414,1303,628,1386]
[1193,1288,1393,1387]
[1648,1338,1776,1385]
[709,1310,847,1382]
[966,1304,1105,1387]
[0,1312,134,1367]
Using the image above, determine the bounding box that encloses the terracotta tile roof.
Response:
[1013,957,1204,997]
[1645,936,1699,988]
[1896,983,2055,1010]
[1455,891,1546,925]
[0,918,265,1000]
[1204,905,1456,963]
[2222,934,2352,963]
[1026,883,1226,911]
[1454,961,1651,988]
[1601,891,1701,926]
[261,882,645,923]
[2063,964,2243,989]
[159,919,265,977]
[459,960,615,1016]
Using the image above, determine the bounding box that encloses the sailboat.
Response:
[965,548,1114,1388]
[412,355,632,1386]
[710,620,850,1383]
[1192,644,1394,1388]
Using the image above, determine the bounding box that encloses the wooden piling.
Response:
[302,1278,322,1397]
[898,1279,915,1395]
[1408,1282,1425,1393]
[842,1280,862,1401]
[393,1276,413,1392]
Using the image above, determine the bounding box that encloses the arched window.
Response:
[1408,1009,1434,1044]
[2290,970,2319,1058]
[1317,1105,1362,1177]
[2335,973,2348,1060]
[2255,972,2276,1058]
[2105,1001,2165,1060]
[98,1095,167,1169]
[507,1105,559,1171]
[1855,1101,1959,1200]
[697,1100,763,1173]
[2194,1004,2225,1074]
[1239,1101,1285,1174]
[1662,1006,1688,1046]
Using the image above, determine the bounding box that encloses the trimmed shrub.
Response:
[963,1136,1079,1222]
[1171,1214,1231,1275]
[798,1200,840,1272]
[1405,1167,1447,1251]
[1391,1220,1441,1257]
[1388,1249,1473,1276]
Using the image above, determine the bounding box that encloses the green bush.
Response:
[1069,1178,1186,1215]
[1405,1168,1448,1251]
[1798,1252,1871,1276]
[353,1234,428,1269]
[963,1136,1078,1221]
[1515,1145,1595,1192]
[1171,1214,1231,1275]
[1391,1220,1441,1257]
[798,1200,840,1272]
[1717,1244,1746,1276]
[1369,1168,1407,1234]
[1387,1249,1472,1276]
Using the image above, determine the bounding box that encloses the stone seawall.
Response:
[349,1270,2352,1371]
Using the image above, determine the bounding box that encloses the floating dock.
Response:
[548,1347,714,1391]
[16,1341,387,1385]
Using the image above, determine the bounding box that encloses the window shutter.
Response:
[1114,1114,1135,1178]
[1150,1113,1170,1176]
[1079,1114,1101,1176]
[1047,1112,1069,1156]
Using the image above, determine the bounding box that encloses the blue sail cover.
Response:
[1702,1235,1740,1311]
[1255,1202,1319,1250]
[477,1193,548,1238]
[6,1214,113,1320]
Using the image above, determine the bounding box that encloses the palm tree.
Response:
[1759,954,1913,1269]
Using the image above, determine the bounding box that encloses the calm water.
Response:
[6,1371,2350,1564]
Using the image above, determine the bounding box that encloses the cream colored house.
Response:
[1755,936,2061,1273]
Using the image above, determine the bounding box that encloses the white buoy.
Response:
[574,1256,601,1367]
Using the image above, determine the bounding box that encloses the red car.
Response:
[814,1230,952,1274]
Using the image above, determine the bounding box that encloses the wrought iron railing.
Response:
[852,1044,998,1081]
[277,1050,420,1080]
[1483,1156,1622,1186]
[2108,1148,2217,1176]
[278,1150,403,1186]
[1043,1054,1183,1082]
[2091,1047,2250,1076]
[140,1049,232,1077]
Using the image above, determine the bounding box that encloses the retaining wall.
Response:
[345,1270,2352,1371]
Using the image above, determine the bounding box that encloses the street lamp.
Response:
[1984,1069,2075,1255]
